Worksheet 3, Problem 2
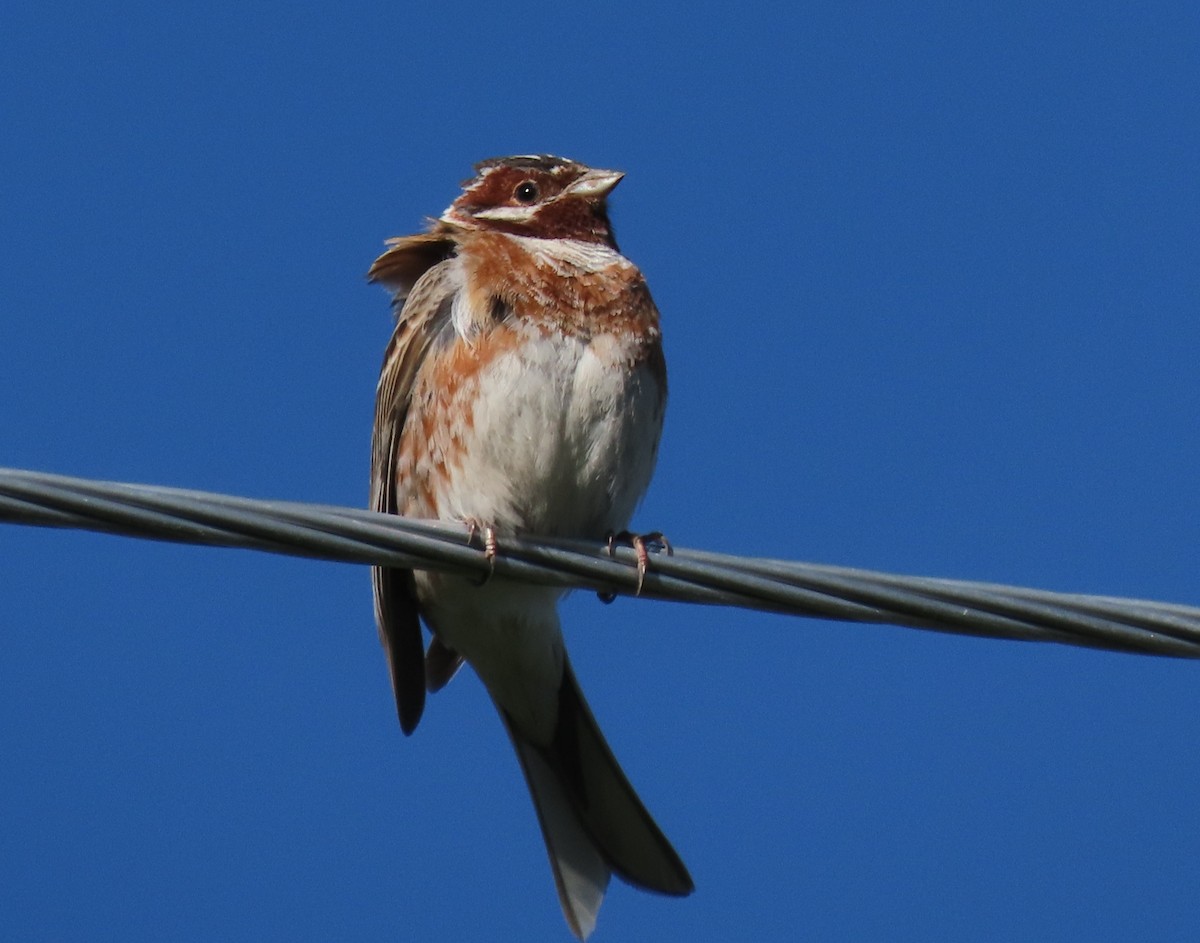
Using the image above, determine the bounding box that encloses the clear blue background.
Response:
[3,2,1199,940]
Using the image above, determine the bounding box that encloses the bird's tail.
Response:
[498,657,693,940]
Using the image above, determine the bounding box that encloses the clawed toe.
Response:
[600,529,673,600]
[464,519,499,586]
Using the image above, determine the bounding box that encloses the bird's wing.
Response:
[369,235,458,735]
[367,228,456,308]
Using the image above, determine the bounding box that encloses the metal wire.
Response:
[2,465,1199,659]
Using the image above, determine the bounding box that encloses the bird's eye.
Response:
[514,181,539,203]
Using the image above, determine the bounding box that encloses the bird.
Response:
[368,155,693,939]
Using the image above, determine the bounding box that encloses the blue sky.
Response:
[3,2,1200,940]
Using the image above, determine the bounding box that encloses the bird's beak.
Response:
[567,169,625,199]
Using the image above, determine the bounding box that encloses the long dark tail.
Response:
[498,657,693,939]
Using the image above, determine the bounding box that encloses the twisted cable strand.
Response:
[2,466,1198,659]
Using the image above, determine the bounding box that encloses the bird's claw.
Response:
[599,530,672,602]
[464,519,498,586]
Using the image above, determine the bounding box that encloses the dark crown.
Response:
[473,154,579,175]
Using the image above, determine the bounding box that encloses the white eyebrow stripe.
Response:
[472,205,538,222]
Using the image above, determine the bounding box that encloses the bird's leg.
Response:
[599,530,673,602]
[463,518,499,586]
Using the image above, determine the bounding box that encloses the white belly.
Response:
[418,329,663,739]
[435,328,665,539]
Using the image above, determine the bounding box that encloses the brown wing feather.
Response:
[367,229,455,305]
[369,241,459,735]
